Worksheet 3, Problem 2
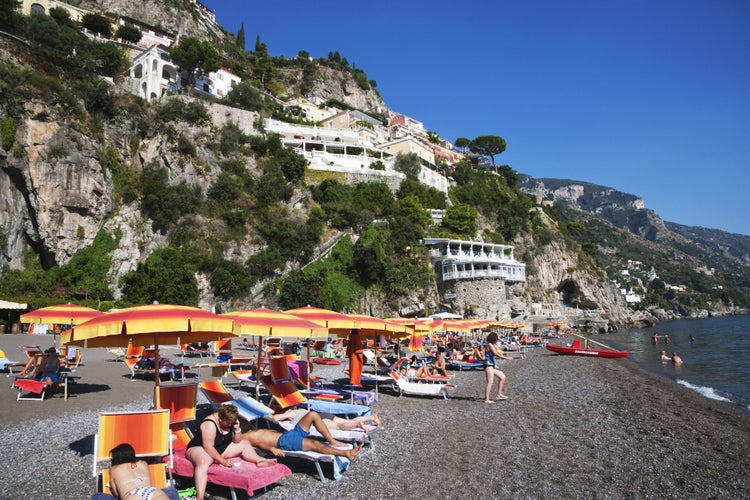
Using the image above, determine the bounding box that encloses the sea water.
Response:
[602,315,750,411]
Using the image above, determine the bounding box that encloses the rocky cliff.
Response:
[76,0,227,43]
[2,2,744,330]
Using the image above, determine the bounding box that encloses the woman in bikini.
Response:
[186,405,275,500]
[106,443,172,500]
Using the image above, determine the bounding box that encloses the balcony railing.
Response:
[441,267,526,282]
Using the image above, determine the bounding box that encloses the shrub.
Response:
[183,101,211,124]
[81,13,112,37]
[1,116,16,150]
[120,245,200,305]
[116,24,142,44]
[176,135,196,156]
[47,143,68,159]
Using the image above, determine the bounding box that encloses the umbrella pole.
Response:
[306,334,312,391]
[154,337,161,388]
[255,335,260,399]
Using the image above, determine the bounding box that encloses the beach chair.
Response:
[122,344,145,377]
[232,400,368,482]
[389,369,453,400]
[105,346,126,361]
[155,382,197,424]
[363,349,397,374]
[0,348,26,374]
[448,359,485,371]
[181,342,212,358]
[93,409,171,493]
[260,375,371,417]
[11,354,62,401]
[65,347,82,368]
[214,338,232,363]
[198,379,277,422]
[311,340,335,359]
[125,348,178,381]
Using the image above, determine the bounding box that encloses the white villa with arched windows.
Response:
[127,45,179,102]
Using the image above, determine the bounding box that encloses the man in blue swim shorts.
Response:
[243,411,363,460]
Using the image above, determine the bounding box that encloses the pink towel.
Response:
[168,447,291,495]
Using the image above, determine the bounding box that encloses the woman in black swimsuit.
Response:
[185,405,275,500]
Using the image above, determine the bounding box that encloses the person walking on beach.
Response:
[483,331,512,403]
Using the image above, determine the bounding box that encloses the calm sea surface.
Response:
[601,315,750,411]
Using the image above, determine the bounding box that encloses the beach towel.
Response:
[13,379,47,394]
[169,447,291,496]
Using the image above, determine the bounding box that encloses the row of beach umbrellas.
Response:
[19,303,526,389]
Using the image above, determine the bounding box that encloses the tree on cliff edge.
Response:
[469,135,507,173]
[170,36,220,88]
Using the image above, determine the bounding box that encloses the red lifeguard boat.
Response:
[546,339,629,358]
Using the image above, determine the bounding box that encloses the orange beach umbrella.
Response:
[22,303,103,346]
[21,303,103,325]
[64,303,235,387]
[285,306,365,385]
[284,305,359,333]
[223,307,328,338]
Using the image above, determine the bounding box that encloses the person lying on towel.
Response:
[243,410,363,460]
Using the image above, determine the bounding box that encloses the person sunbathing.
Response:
[102,443,175,500]
[325,414,382,433]
[429,348,448,376]
[271,409,382,433]
[243,410,363,460]
[399,360,432,379]
[38,347,61,383]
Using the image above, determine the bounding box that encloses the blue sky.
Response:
[201,0,750,236]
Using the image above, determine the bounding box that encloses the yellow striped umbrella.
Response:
[64,303,235,387]
[284,305,359,333]
[21,303,102,325]
[223,307,328,397]
[223,307,328,338]
[22,303,103,346]
[285,307,366,386]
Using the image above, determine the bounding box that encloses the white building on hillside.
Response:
[423,238,526,283]
[194,67,241,98]
[127,45,179,102]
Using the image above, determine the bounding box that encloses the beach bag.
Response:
[177,486,197,499]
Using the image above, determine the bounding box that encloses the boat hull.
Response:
[546,344,629,358]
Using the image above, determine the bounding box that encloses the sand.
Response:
[0,333,748,499]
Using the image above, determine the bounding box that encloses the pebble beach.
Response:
[1,333,749,499]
